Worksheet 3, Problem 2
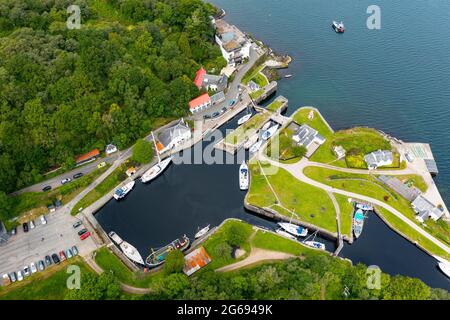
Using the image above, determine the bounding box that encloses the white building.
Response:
[333,145,346,159]
[156,120,192,154]
[364,150,393,170]
[292,124,325,148]
[105,144,118,155]
[411,195,445,222]
[214,19,251,67]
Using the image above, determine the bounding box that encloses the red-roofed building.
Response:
[189,93,211,113]
[194,67,206,89]
[75,149,100,165]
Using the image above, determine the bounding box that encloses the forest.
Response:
[0,0,226,193]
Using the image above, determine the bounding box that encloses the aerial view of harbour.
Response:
[0,0,449,307]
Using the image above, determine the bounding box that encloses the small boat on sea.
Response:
[438,262,450,278]
[146,235,190,267]
[108,231,144,265]
[113,180,135,200]
[353,209,365,239]
[237,113,252,125]
[239,161,249,190]
[284,74,292,78]
[195,225,210,239]
[303,241,326,251]
[275,228,297,241]
[356,203,373,211]
[141,157,172,183]
[249,140,263,154]
[278,222,308,237]
[332,21,345,33]
[262,124,279,140]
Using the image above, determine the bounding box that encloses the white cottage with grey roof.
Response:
[292,124,325,148]
[202,74,228,92]
[156,120,191,154]
[364,150,393,170]
[411,195,444,222]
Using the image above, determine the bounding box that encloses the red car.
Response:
[80,231,91,240]
[59,251,67,261]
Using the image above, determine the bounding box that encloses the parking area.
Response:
[0,210,97,279]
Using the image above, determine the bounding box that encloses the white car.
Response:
[40,215,47,225]
[30,262,37,274]
[61,178,71,185]
[29,220,35,229]
[17,271,24,281]
[23,266,30,277]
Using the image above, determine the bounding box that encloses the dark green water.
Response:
[96,0,450,291]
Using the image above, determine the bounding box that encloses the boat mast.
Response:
[151,131,161,163]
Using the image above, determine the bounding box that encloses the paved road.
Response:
[259,156,450,255]
[0,210,97,278]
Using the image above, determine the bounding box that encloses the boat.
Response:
[120,241,145,265]
[356,203,373,211]
[332,21,345,33]
[195,225,210,239]
[237,113,252,125]
[108,231,123,245]
[275,228,297,241]
[113,180,135,200]
[284,74,292,78]
[278,222,308,237]
[239,161,249,190]
[262,124,279,140]
[303,241,326,251]
[438,262,450,278]
[353,209,365,239]
[146,235,190,267]
[261,122,271,131]
[249,140,263,153]
[141,157,172,183]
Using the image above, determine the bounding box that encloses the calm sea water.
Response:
[96,0,450,290]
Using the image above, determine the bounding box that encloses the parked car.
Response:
[42,185,52,192]
[73,172,84,179]
[59,251,67,261]
[97,161,107,169]
[17,271,24,281]
[9,272,17,283]
[66,249,73,259]
[228,99,236,106]
[51,254,60,265]
[22,222,29,233]
[73,221,82,229]
[211,111,220,118]
[61,178,71,185]
[221,106,227,113]
[30,262,37,274]
[29,220,35,229]
[203,114,211,120]
[38,260,45,271]
[80,231,91,240]
[45,255,52,267]
[23,266,30,277]
[2,274,11,286]
[40,215,47,225]
[71,246,79,256]
[77,228,88,236]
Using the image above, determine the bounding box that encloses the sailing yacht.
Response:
[249,140,263,154]
[275,228,297,241]
[262,124,279,140]
[304,241,326,251]
[278,222,308,237]
[195,225,210,239]
[237,113,252,125]
[239,161,249,190]
[141,157,172,183]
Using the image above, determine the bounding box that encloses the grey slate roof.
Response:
[203,74,228,91]
[210,91,226,105]
[364,150,393,168]
[377,175,421,202]
[411,195,444,221]
[158,120,190,147]
[294,124,325,148]
[424,159,438,174]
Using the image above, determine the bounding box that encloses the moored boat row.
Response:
[146,235,190,267]
[108,231,145,265]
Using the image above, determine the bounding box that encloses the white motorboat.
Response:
[275,228,297,241]
[249,140,263,154]
[356,203,373,211]
[108,231,123,245]
[239,161,249,190]
[278,222,308,237]
[284,74,292,78]
[438,262,450,278]
[195,225,210,239]
[303,241,326,251]
[262,124,279,140]
[261,122,271,131]
[332,21,345,33]
[120,241,145,265]
[113,180,135,200]
[237,113,252,125]
[141,157,172,183]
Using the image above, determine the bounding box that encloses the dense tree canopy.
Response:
[0,0,225,193]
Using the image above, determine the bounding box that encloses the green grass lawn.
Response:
[249,88,264,100]
[265,126,306,162]
[266,96,286,112]
[224,112,271,145]
[247,161,338,233]
[303,166,450,248]
[94,247,163,288]
[0,258,93,300]
[333,194,354,238]
[242,64,266,85]
[71,162,132,215]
